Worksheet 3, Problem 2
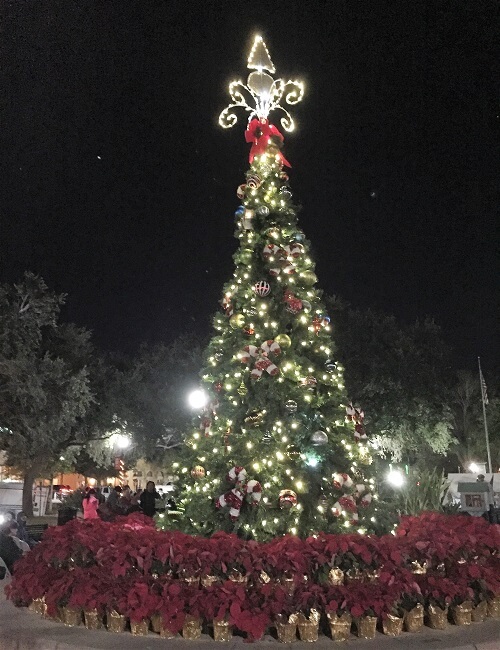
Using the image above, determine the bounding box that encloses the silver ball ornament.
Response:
[311,430,328,446]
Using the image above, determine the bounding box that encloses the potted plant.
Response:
[345,583,383,639]
[324,585,352,642]
[295,584,324,642]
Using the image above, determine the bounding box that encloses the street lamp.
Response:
[114,434,131,449]
[188,389,209,410]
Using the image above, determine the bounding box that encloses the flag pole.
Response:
[478,357,493,474]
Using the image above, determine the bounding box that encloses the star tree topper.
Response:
[219,35,304,132]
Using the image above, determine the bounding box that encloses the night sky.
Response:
[2,1,499,371]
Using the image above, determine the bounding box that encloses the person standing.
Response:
[0,525,23,574]
[139,481,161,517]
[106,486,122,513]
[82,488,99,520]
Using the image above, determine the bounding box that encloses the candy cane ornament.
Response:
[217,467,262,521]
[239,340,281,379]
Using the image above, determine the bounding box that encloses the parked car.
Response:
[100,486,113,501]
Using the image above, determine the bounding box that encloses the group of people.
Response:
[0,511,36,577]
[82,481,170,521]
[0,482,171,576]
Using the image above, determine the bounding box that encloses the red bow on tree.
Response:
[245,119,291,167]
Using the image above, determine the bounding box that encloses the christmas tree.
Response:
[159,36,377,540]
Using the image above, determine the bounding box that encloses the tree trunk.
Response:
[46,475,54,514]
[22,466,39,517]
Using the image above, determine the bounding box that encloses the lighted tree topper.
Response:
[158,36,377,540]
[219,35,304,131]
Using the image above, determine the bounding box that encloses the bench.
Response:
[26,523,49,542]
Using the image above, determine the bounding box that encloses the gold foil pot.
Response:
[426,604,448,629]
[488,597,500,619]
[410,560,427,575]
[281,573,295,596]
[39,597,48,618]
[275,614,298,643]
[229,570,247,584]
[435,562,446,577]
[328,568,344,586]
[382,613,403,636]
[276,622,297,643]
[259,571,271,584]
[151,613,176,637]
[107,610,127,633]
[355,615,377,639]
[201,574,219,587]
[29,597,46,616]
[213,619,232,642]
[297,611,320,643]
[84,609,103,630]
[183,576,200,587]
[364,568,380,583]
[130,618,150,636]
[403,604,424,632]
[451,601,473,626]
[61,606,82,627]
[345,569,363,584]
[471,601,488,623]
[182,615,202,640]
[151,613,162,634]
[160,626,177,638]
[327,612,351,642]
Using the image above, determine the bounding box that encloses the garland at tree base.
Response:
[6,512,500,642]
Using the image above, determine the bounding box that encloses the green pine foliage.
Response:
[157,141,378,540]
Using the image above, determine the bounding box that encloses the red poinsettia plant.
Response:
[258,535,310,587]
[156,580,204,634]
[200,580,247,622]
[416,574,473,610]
[121,578,162,622]
[226,583,271,641]
[210,532,255,579]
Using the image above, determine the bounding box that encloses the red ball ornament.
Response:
[213,381,223,393]
[254,281,271,297]
[278,489,297,509]
[243,326,255,336]
[312,316,322,334]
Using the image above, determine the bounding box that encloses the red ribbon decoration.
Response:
[245,119,291,167]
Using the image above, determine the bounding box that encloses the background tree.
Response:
[329,298,454,463]
[449,371,499,471]
[121,334,205,459]
[0,273,112,514]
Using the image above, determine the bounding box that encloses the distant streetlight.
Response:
[387,470,405,488]
[188,389,209,410]
[114,434,131,449]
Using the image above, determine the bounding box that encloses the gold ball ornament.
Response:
[265,226,280,239]
[301,270,318,286]
[190,465,205,479]
[244,410,265,428]
[229,313,245,329]
[274,333,292,349]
